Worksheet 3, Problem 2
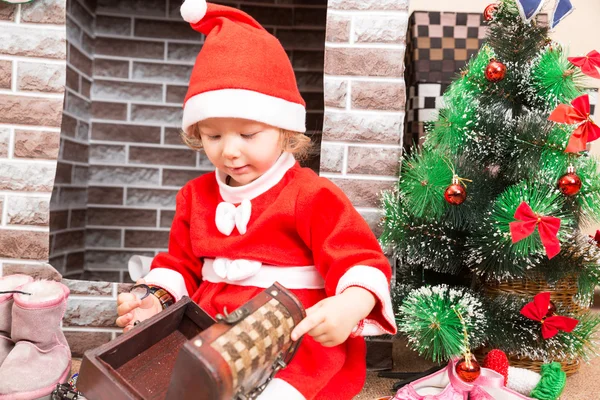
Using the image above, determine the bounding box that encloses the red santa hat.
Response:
[180,0,307,134]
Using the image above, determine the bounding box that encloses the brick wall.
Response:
[0,1,66,280]
[49,0,94,281]
[48,0,329,283]
[322,0,408,236]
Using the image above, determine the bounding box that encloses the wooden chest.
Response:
[77,297,215,400]
[77,283,305,400]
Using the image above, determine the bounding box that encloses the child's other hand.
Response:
[290,287,376,347]
[116,279,162,332]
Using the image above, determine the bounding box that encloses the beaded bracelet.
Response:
[130,284,175,310]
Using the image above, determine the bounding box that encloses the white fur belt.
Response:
[202,258,325,289]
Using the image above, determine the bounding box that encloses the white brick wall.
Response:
[322,0,408,236]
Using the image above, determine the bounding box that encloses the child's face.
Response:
[197,118,282,187]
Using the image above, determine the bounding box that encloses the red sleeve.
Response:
[296,180,396,336]
[144,185,202,301]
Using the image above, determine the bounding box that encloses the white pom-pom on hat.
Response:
[181,0,208,24]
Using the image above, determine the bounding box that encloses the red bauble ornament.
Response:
[546,300,557,318]
[484,4,498,21]
[455,356,481,383]
[444,177,467,205]
[557,165,582,196]
[483,349,509,386]
[485,59,507,82]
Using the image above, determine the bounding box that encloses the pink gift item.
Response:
[0,275,34,368]
[0,280,72,400]
[393,358,535,400]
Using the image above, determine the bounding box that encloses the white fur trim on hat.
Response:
[182,89,306,134]
[181,0,208,24]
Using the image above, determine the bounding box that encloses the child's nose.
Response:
[222,137,241,159]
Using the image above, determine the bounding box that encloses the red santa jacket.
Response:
[145,152,396,337]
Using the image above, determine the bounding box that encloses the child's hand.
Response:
[116,279,162,332]
[290,287,376,347]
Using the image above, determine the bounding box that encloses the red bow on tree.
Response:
[548,94,600,153]
[509,202,561,259]
[520,292,579,339]
[568,50,600,79]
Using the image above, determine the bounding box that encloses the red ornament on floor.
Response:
[485,59,507,82]
[482,349,509,385]
[484,4,498,21]
[455,356,481,383]
[444,182,467,205]
[557,165,582,196]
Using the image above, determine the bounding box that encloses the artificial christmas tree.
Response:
[382,0,600,379]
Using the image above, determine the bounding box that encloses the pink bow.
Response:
[447,359,505,400]
[393,358,534,400]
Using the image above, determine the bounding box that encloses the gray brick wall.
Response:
[49,0,329,283]
[49,0,93,281]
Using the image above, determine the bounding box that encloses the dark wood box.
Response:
[77,297,215,400]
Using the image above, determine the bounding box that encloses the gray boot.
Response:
[0,275,33,368]
[0,280,71,399]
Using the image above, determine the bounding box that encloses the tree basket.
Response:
[484,274,586,315]
[480,274,587,376]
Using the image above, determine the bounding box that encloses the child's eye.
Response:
[241,132,258,139]
[205,135,220,140]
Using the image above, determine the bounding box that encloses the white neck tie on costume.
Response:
[215,199,252,236]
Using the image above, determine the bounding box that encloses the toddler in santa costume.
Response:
[115,1,397,398]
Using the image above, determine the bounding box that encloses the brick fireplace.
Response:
[0,0,407,355]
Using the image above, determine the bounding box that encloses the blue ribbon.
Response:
[515,0,574,28]
[551,0,574,28]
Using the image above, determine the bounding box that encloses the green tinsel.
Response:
[445,44,496,100]
[380,193,467,274]
[530,362,566,400]
[398,150,454,220]
[528,45,583,110]
[468,181,575,279]
[484,295,600,362]
[396,285,487,363]
[423,94,479,155]
[487,0,549,65]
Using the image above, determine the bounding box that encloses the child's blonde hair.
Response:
[181,122,313,161]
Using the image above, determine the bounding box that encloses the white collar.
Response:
[216,152,296,203]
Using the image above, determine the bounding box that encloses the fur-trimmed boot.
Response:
[0,275,34,368]
[0,280,72,400]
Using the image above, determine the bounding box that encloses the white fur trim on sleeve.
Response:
[128,255,154,282]
[336,265,397,336]
[256,378,305,400]
[143,268,189,301]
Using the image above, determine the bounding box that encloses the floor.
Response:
[356,357,600,399]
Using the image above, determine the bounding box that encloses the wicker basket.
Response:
[481,274,586,376]
[484,274,585,314]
